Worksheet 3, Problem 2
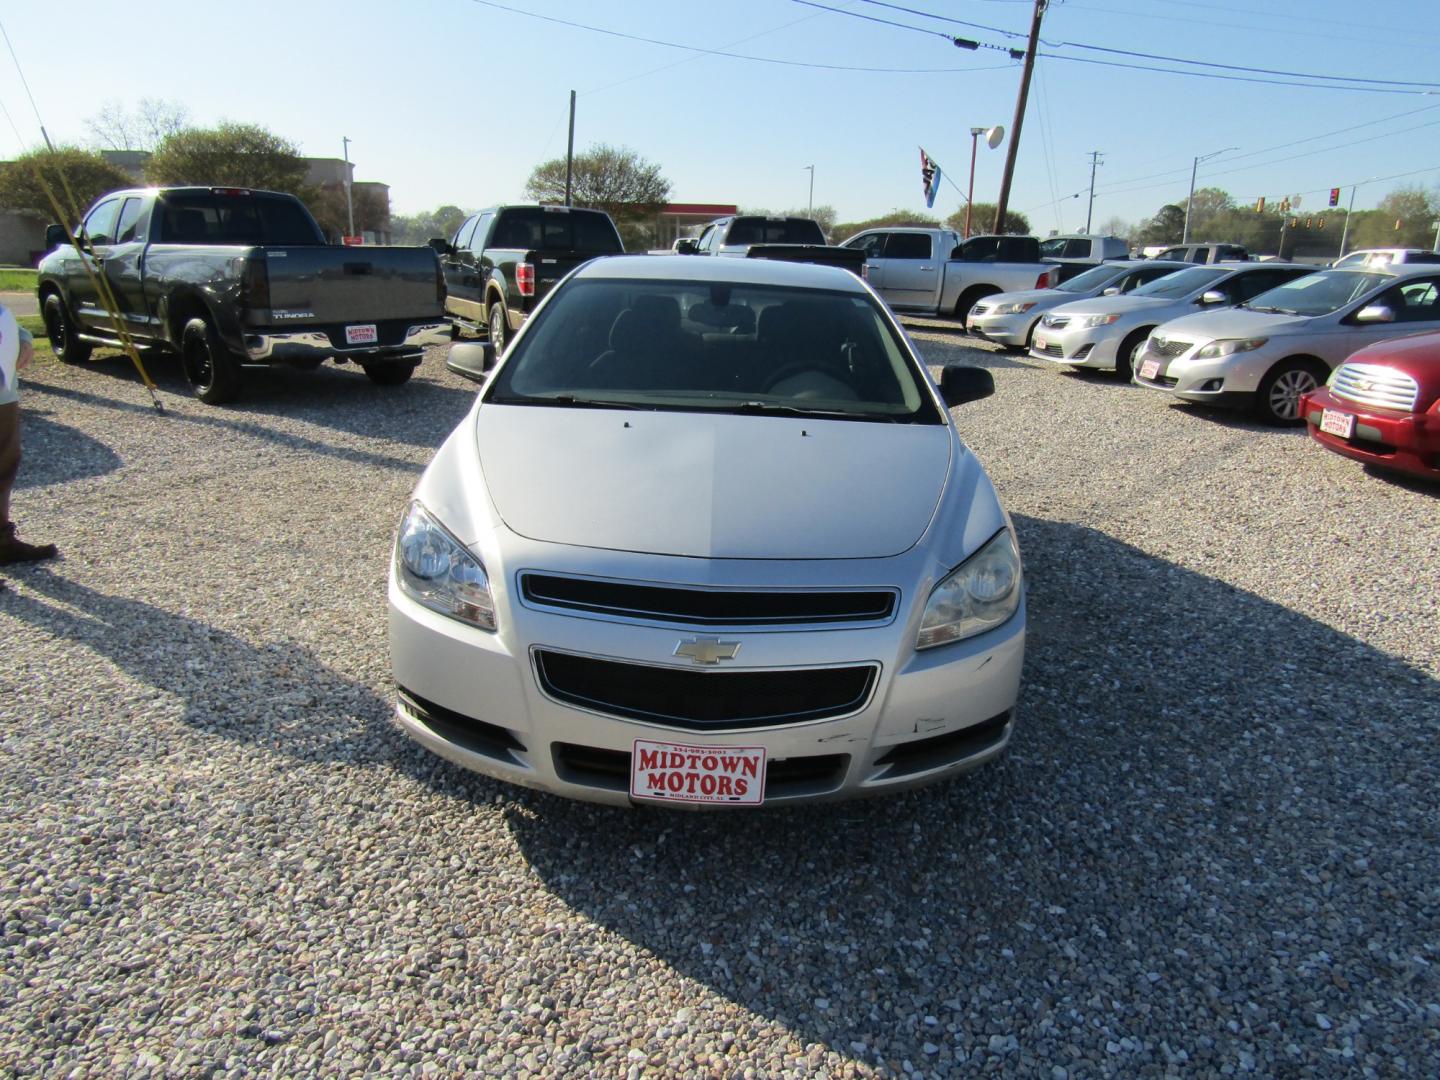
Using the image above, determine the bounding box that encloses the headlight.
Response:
[1195,337,1269,359]
[394,501,496,631]
[1078,313,1122,328]
[991,301,1037,315]
[916,529,1022,650]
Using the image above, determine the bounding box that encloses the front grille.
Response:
[1041,315,1071,330]
[520,574,896,627]
[534,650,878,730]
[1330,362,1419,412]
[1146,336,1190,360]
[552,743,850,799]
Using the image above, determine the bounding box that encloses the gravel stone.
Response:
[0,328,1436,1076]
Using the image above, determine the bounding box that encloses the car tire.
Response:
[1115,328,1151,381]
[955,286,999,324]
[362,360,418,386]
[488,300,508,353]
[1255,358,1326,425]
[42,293,92,365]
[180,316,242,405]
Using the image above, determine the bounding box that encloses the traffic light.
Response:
[1329,187,1341,207]
[1255,196,1266,213]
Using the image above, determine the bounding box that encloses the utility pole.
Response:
[1085,150,1103,233]
[804,164,815,217]
[341,136,355,239]
[564,91,576,206]
[1339,185,1359,259]
[992,0,1046,234]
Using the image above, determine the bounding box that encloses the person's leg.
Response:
[0,401,57,563]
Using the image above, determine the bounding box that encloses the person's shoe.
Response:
[0,525,58,564]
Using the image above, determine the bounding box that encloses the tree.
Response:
[1184,187,1234,241]
[1135,204,1186,245]
[146,123,309,194]
[85,98,190,152]
[524,143,671,249]
[944,203,1030,236]
[832,209,941,240]
[1096,215,1132,240]
[0,146,134,220]
[391,205,470,246]
[308,184,390,242]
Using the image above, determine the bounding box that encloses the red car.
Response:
[1300,331,1440,481]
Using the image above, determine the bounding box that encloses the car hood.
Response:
[1155,308,1313,341]
[982,288,1061,307]
[1049,294,1173,318]
[474,406,954,559]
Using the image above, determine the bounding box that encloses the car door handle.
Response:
[919,266,934,271]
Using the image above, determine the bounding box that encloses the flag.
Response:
[919,148,941,209]
[1329,187,1341,207]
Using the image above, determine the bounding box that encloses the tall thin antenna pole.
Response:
[564,91,577,206]
[342,136,355,238]
[1085,150,1103,233]
[992,0,1046,234]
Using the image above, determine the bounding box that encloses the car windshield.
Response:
[1056,264,1126,293]
[1130,266,1229,298]
[486,278,942,424]
[1243,270,1394,316]
[157,195,324,245]
[491,209,623,252]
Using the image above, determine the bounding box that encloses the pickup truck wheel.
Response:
[362,360,417,386]
[42,294,92,365]
[180,316,242,405]
[487,302,508,353]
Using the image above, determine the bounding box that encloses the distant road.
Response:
[1,291,37,317]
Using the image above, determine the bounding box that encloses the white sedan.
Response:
[389,256,1025,807]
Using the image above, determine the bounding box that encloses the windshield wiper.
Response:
[730,400,901,421]
[489,394,645,410]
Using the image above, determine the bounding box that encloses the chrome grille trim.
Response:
[1147,337,1190,360]
[1041,314,1071,329]
[1330,363,1419,412]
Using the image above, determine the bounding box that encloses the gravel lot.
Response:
[2,327,1437,1078]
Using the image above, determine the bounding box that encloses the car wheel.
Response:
[488,301,508,353]
[362,360,417,386]
[1115,329,1150,381]
[180,316,242,405]
[1256,359,1326,425]
[42,293,92,365]
[955,287,998,325]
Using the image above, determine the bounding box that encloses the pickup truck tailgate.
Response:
[262,247,443,330]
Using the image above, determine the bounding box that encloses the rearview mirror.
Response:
[674,238,698,255]
[939,364,994,407]
[446,341,495,383]
[1101,286,1120,296]
[45,223,68,250]
[428,237,453,256]
[1198,290,1227,305]
[1354,304,1395,324]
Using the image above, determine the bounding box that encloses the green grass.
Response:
[0,268,37,291]
[14,314,55,359]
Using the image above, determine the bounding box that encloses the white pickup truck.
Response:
[839,227,1119,319]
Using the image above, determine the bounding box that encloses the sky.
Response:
[2,0,1439,236]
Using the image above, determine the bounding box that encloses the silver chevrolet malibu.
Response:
[388,256,1025,807]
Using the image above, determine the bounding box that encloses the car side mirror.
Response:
[428,237,453,256]
[1354,304,1395,324]
[1102,286,1120,296]
[674,238,698,255]
[939,364,994,407]
[1198,290,1227,305]
[446,341,495,383]
[45,223,69,250]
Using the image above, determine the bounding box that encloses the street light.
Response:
[1182,146,1236,244]
[341,136,355,240]
[965,125,1004,239]
[803,164,814,217]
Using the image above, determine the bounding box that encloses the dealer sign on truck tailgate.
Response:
[630,740,766,806]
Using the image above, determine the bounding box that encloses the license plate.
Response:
[630,739,765,806]
[345,323,378,345]
[1139,358,1160,380]
[1032,335,1047,350]
[1320,408,1355,438]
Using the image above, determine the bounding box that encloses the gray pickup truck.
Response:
[678,215,868,278]
[839,228,1064,319]
[36,186,447,403]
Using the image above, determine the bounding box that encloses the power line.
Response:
[1034,51,1435,95]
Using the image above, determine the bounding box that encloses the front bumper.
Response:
[1131,339,1271,411]
[1027,324,1120,369]
[243,321,448,363]
[388,559,1026,808]
[1302,387,1440,480]
[966,309,1034,346]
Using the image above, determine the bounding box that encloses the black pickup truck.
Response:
[678,215,868,278]
[36,186,447,403]
[431,204,624,353]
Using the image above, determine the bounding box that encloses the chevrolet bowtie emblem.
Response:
[674,637,741,665]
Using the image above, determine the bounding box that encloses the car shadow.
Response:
[493,514,1439,1070]
[1360,463,1440,494]
[0,569,416,770]
[12,409,123,489]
